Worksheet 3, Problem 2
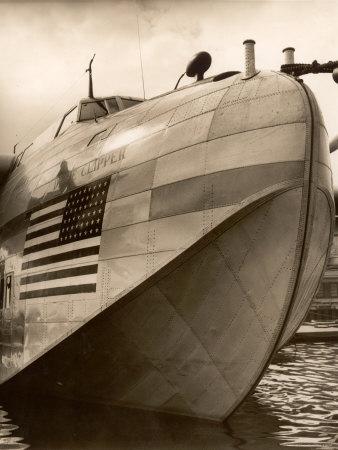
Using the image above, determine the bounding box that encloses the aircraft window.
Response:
[56,106,78,137]
[121,98,142,109]
[105,98,119,114]
[3,273,13,309]
[78,101,108,121]
[87,129,109,146]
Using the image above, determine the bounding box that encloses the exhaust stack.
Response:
[243,39,257,79]
[283,47,295,65]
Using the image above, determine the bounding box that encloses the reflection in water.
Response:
[0,405,28,449]
[0,342,337,449]
[249,342,338,449]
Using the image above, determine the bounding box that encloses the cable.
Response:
[137,15,146,100]
[16,71,86,151]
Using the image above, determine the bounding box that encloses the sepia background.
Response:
[0,0,338,160]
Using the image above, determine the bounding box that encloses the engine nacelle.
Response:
[330,135,338,153]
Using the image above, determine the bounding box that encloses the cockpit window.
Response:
[57,106,78,137]
[78,101,108,121]
[121,98,142,109]
[105,98,119,114]
[55,96,143,132]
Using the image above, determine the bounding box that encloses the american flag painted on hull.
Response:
[20,177,110,300]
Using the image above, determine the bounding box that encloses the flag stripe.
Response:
[28,191,69,215]
[24,231,60,248]
[23,293,98,303]
[20,264,98,285]
[20,283,97,300]
[27,216,63,234]
[21,246,100,270]
[20,273,98,291]
[30,200,67,221]
[29,208,65,227]
[21,255,99,276]
[23,238,60,256]
[20,175,111,301]
[26,223,61,241]
[22,236,101,263]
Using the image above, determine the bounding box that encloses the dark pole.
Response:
[86,54,95,98]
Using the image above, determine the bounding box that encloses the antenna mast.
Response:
[137,16,146,99]
[86,54,96,98]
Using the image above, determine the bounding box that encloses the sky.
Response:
[1,0,338,157]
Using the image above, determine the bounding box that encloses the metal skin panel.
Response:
[35,137,96,188]
[100,222,149,260]
[44,322,73,350]
[25,303,44,323]
[23,322,46,363]
[278,86,334,347]
[238,78,261,100]
[0,180,33,228]
[150,161,304,220]
[0,70,334,421]
[46,301,69,323]
[97,252,179,303]
[118,133,161,171]
[0,187,311,420]
[0,105,167,226]
[110,104,157,135]
[218,81,244,104]
[318,125,331,168]
[279,191,332,345]
[97,206,246,301]
[0,78,233,226]
[70,299,89,323]
[317,163,333,194]
[25,292,97,305]
[168,90,226,126]
[153,123,306,189]
[103,191,151,230]
[110,160,156,201]
[210,77,305,140]
[139,79,231,124]
[2,130,99,207]
[255,74,281,96]
[158,112,214,158]
[205,123,307,175]
[153,143,206,188]
[103,111,174,155]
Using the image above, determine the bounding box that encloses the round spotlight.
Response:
[332,67,338,83]
[186,52,212,81]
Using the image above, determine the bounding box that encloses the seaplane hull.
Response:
[0,70,333,420]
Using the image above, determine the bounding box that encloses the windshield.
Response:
[57,106,78,136]
[78,100,108,121]
[105,98,119,114]
[121,98,142,109]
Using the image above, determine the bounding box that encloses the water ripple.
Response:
[231,342,338,449]
[0,406,28,450]
[0,341,337,449]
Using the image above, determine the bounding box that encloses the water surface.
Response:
[1,341,338,449]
